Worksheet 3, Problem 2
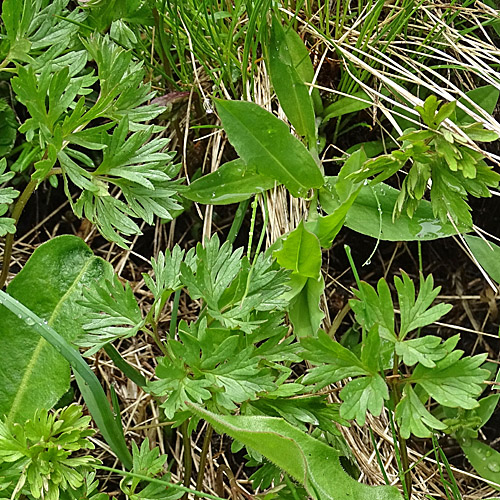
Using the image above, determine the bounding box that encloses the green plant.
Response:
[351,95,500,228]
[0,405,99,500]
[302,265,489,496]
[1,1,500,498]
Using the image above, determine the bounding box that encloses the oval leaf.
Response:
[214,99,324,197]
[321,179,470,241]
[0,235,110,423]
[188,404,403,500]
[181,159,276,205]
[460,438,500,489]
[274,221,322,278]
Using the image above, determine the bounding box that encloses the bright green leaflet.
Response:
[214,99,324,197]
[188,404,403,500]
[0,235,110,423]
[288,275,325,337]
[321,179,470,241]
[455,85,500,125]
[274,221,322,279]
[464,235,500,284]
[181,159,276,205]
[269,17,316,142]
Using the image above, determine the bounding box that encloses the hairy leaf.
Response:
[189,404,403,500]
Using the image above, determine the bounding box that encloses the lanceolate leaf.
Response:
[0,236,111,423]
[181,159,276,205]
[464,235,500,285]
[214,99,324,197]
[188,404,403,500]
[269,17,316,142]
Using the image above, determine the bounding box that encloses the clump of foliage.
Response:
[0,405,98,500]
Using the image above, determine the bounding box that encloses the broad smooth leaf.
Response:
[274,221,322,279]
[214,99,324,197]
[455,85,500,125]
[181,159,276,205]
[0,235,110,423]
[460,438,500,489]
[188,404,403,500]
[464,235,500,285]
[321,179,470,241]
[288,276,325,337]
[269,17,316,141]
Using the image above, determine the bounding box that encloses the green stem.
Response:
[0,179,37,289]
[196,424,214,492]
[391,354,412,498]
[181,420,193,500]
[170,289,181,337]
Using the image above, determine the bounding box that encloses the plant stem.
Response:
[391,354,412,498]
[196,424,213,492]
[181,420,193,500]
[0,179,37,289]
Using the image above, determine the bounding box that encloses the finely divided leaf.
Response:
[410,351,489,409]
[395,336,448,368]
[396,272,452,339]
[339,375,389,426]
[77,275,144,355]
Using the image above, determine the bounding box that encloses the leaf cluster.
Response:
[0,405,98,500]
[79,235,301,419]
[351,95,500,227]
[302,272,489,438]
[1,0,182,247]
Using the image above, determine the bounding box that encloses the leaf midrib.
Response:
[7,257,94,423]
[220,101,316,193]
